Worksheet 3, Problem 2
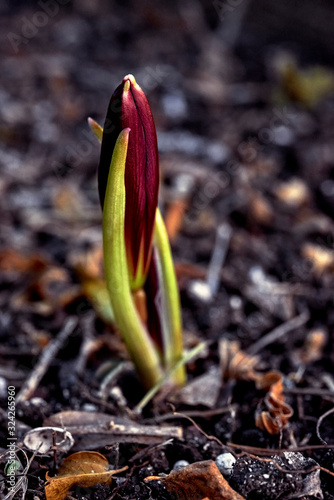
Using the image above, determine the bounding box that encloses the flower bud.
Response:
[98,75,159,290]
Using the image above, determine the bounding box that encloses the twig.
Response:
[16,317,78,403]
[316,407,334,445]
[143,405,237,425]
[206,223,232,298]
[99,361,133,401]
[189,223,232,302]
[172,411,226,449]
[227,442,334,455]
[247,310,309,355]
[128,439,174,463]
[0,367,26,381]
[74,312,95,376]
[76,379,119,413]
[284,387,334,399]
[106,463,140,500]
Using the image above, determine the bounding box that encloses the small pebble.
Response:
[188,280,212,303]
[230,295,242,310]
[110,386,127,407]
[215,453,236,476]
[29,397,48,408]
[81,403,98,412]
[173,460,189,470]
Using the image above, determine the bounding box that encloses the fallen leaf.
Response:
[72,244,104,281]
[296,328,327,364]
[0,248,47,274]
[302,243,334,275]
[174,262,206,281]
[165,198,189,242]
[249,192,274,225]
[274,178,310,208]
[219,339,259,381]
[45,451,127,500]
[33,266,80,308]
[145,460,245,500]
[255,371,293,434]
[217,342,293,434]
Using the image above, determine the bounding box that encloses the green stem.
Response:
[154,208,186,386]
[103,129,163,389]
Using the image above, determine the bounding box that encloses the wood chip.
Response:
[44,411,183,449]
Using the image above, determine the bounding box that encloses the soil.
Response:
[1,1,334,499]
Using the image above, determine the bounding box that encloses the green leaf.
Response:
[154,208,186,386]
[88,117,103,142]
[102,128,163,389]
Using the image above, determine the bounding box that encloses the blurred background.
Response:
[1,0,334,339]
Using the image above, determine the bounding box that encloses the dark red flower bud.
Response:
[98,75,159,290]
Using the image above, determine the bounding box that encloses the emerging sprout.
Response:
[89,75,185,389]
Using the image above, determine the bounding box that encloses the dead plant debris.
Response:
[1,2,334,499]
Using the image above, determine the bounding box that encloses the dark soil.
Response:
[1,1,334,499]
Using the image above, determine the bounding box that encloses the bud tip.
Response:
[123,74,140,90]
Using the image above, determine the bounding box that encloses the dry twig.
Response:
[16,317,78,404]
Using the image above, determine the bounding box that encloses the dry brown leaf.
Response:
[255,370,282,393]
[219,339,259,381]
[0,246,81,313]
[296,328,327,364]
[34,266,80,308]
[218,342,293,434]
[165,198,189,242]
[302,243,334,275]
[0,248,47,274]
[255,370,293,434]
[145,460,245,500]
[72,244,105,281]
[274,178,310,208]
[45,451,127,500]
[174,262,206,281]
[174,261,207,290]
[249,193,274,225]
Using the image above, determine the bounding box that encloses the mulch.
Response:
[1,1,334,499]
